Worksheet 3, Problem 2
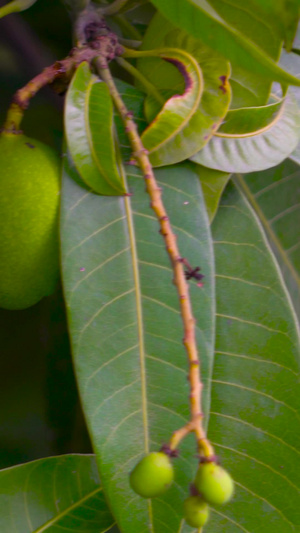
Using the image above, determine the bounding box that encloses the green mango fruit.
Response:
[183,495,210,528]
[129,452,174,498]
[195,462,234,505]
[0,132,60,310]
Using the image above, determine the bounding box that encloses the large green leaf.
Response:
[0,455,115,532]
[207,181,300,533]
[237,160,300,320]
[60,155,215,532]
[191,94,300,173]
[149,0,300,90]
[65,62,126,195]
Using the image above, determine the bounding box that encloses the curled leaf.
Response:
[65,61,126,195]
[191,94,300,173]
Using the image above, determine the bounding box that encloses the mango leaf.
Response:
[0,455,115,532]
[136,16,231,166]
[65,62,126,195]
[189,162,231,223]
[278,30,300,165]
[237,159,300,321]
[191,93,300,173]
[204,0,299,104]
[0,0,37,18]
[207,181,300,533]
[60,154,215,533]
[149,0,300,91]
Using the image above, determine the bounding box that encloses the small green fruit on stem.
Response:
[129,452,174,498]
[195,462,234,505]
[183,495,210,528]
[0,132,60,310]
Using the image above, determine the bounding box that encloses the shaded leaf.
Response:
[237,160,300,320]
[191,94,300,173]
[65,62,125,195]
[149,0,300,90]
[60,154,215,533]
[207,181,300,533]
[0,455,115,532]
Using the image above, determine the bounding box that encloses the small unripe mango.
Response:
[0,132,60,310]
[129,452,174,498]
[183,495,210,528]
[195,462,234,505]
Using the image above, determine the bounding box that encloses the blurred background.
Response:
[0,0,93,469]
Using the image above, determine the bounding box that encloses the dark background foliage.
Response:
[0,0,92,468]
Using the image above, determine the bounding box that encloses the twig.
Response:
[2,35,123,132]
[98,60,214,458]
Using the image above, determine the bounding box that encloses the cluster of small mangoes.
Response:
[130,451,234,529]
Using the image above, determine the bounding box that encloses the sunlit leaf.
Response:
[0,455,115,532]
[191,94,300,173]
[60,154,215,533]
[237,160,300,321]
[65,62,126,195]
[206,181,300,533]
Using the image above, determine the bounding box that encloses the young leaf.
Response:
[136,16,231,165]
[237,159,300,321]
[65,62,126,195]
[137,47,206,166]
[191,94,300,173]
[149,0,300,89]
[208,182,300,533]
[0,455,115,532]
[60,156,215,533]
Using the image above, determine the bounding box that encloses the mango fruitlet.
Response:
[129,452,174,498]
[0,132,60,310]
[183,495,210,528]
[195,462,234,505]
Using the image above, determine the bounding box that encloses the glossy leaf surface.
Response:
[149,0,300,90]
[137,15,231,165]
[65,62,125,195]
[60,155,215,533]
[191,94,300,173]
[207,181,300,533]
[0,455,115,532]
[239,159,300,321]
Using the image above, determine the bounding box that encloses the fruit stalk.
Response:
[98,60,214,457]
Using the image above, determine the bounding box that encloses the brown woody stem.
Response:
[2,35,123,133]
[98,60,214,458]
